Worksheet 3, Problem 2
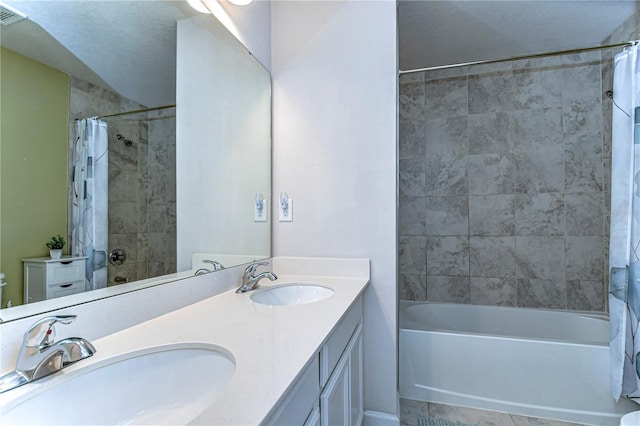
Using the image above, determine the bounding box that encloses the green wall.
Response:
[0,48,70,307]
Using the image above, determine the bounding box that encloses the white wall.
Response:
[271,0,398,421]
[176,15,271,271]
[204,0,272,71]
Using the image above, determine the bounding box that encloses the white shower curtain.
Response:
[71,118,108,291]
[610,43,640,402]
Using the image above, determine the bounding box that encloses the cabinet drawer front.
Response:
[47,280,85,299]
[47,262,85,285]
[321,297,362,387]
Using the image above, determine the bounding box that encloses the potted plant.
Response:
[46,234,65,259]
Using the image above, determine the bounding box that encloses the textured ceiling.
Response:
[1,0,198,107]
[3,1,638,101]
[399,0,640,70]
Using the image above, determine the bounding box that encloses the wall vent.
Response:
[0,2,26,26]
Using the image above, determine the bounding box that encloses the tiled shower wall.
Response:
[399,53,608,311]
[69,77,176,285]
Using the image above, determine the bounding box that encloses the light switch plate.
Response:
[254,200,267,222]
[279,198,293,222]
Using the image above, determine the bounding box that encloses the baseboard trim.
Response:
[363,410,400,426]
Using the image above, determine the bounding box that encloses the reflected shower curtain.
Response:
[71,118,108,291]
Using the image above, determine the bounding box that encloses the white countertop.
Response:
[0,257,370,425]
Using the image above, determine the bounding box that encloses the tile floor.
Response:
[400,398,584,426]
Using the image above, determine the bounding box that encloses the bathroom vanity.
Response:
[22,256,87,303]
[0,257,369,425]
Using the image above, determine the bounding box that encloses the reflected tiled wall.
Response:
[399,53,607,311]
[69,78,176,285]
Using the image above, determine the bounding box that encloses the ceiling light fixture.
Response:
[228,0,253,6]
[187,0,210,14]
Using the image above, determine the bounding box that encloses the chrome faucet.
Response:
[0,315,96,393]
[194,259,225,276]
[236,262,277,293]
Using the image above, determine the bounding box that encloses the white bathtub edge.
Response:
[363,410,400,426]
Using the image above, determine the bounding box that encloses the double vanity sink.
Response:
[250,283,334,306]
[0,257,369,425]
[3,345,236,425]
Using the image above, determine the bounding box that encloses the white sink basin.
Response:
[2,345,235,425]
[251,284,334,306]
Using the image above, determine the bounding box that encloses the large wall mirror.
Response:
[0,0,271,322]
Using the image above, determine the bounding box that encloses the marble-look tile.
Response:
[516,237,565,280]
[400,398,429,426]
[469,237,516,278]
[399,236,427,275]
[513,108,563,147]
[468,70,514,114]
[423,67,468,81]
[399,274,427,301]
[426,196,468,236]
[148,232,177,275]
[513,68,563,111]
[400,72,425,84]
[565,192,604,236]
[426,276,470,303]
[565,236,605,281]
[108,201,138,234]
[511,51,600,70]
[425,116,468,157]
[137,232,148,264]
[468,112,513,155]
[428,402,515,426]
[424,77,468,119]
[107,258,138,287]
[399,113,426,160]
[517,278,567,309]
[136,261,149,282]
[400,159,427,197]
[400,197,427,236]
[108,129,139,173]
[563,64,601,107]
[564,138,604,193]
[468,154,516,195]
[469,195,515,236]
[471,277,517,306]
[156,202,176,234]
[604,155,612,238]
[108,169,138,202]
[426,236,469,276]
[148,174,168,204]
[108,233,137,264]
[567,279,605,311]
[425,155,468,196]
[399,81,424,111]
[562,101,603,143]
[515,192,565,236]
[515,145,564,194]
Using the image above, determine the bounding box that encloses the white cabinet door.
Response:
[349,327,363,426]
[320,354,349,426]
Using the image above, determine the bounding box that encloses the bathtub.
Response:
[399,301,639,425]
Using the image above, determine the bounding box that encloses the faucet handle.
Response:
[244,261,268,277]
[203,259,224,271]
[24,315,76,348]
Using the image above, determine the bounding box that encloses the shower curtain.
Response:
[71,118,109,291]
[610,43,640,402]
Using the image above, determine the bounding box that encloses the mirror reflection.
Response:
[0,0,271,322]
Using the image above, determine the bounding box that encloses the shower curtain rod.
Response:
[75,104,176,121]
[399,40,639,75]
